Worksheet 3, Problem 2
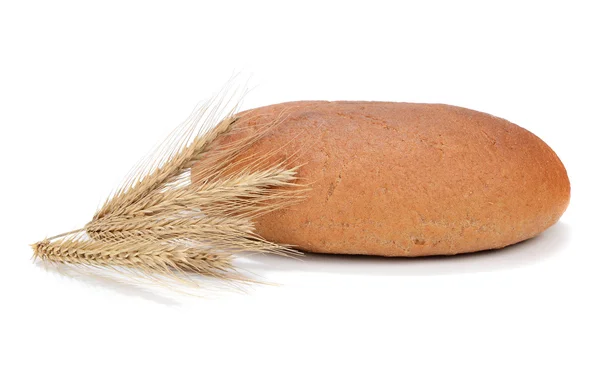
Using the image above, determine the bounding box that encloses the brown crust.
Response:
[193,101,570,256]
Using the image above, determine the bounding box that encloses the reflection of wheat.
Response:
[31,89,305,286]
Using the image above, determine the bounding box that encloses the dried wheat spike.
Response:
[31,235,233,279]
[31,85,306,289]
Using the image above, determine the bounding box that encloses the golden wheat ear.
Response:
[31,85,306,289]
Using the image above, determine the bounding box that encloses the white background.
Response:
[1,1,598,369]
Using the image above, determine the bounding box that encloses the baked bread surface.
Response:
[194,101,570,256]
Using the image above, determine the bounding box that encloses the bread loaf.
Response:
[192,101,570,256]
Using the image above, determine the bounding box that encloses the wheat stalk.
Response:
[31,86,306,289]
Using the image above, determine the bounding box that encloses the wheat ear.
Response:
[31,86,306,288]
[32,235,233,278]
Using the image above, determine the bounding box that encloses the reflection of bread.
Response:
[194,101,570,256]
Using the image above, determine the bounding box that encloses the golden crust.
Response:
[194,101,570,256]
